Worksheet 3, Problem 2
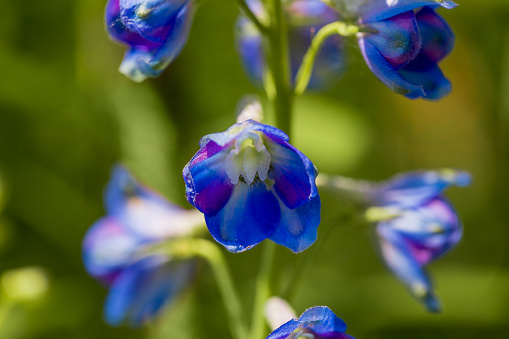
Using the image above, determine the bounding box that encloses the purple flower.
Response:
[236,0,346,90]
[183,119,320,253]
[106,0,194,82]
[82,165,203,326]
[368,169,471,311]
[356,1,457,99]
[267,306,356,339]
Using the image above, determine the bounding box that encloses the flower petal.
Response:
[362,11,421,69]
[104,257,195,326]
[267,306,350,339]
[82,218,144,285]
[119,3,194,82]
[372,170,471,208]
[415,7,454,63]
[359,37,425,100]
[119,0,188,42]
[264,137,318,209]
[204,181,280,252]
[184,141,234,215]
[377,223,441,312]
[357,0,457,23]
[385,197,462,265]
[399,61,451,99]
[269,194,320,253]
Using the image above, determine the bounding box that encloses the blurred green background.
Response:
[0,0,508,338]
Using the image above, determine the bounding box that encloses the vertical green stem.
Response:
[267,0,293,135]
[249,241,276,339]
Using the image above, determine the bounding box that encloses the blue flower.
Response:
[236,0,346,90]
[267,306,356,339]
[106,0,194,82]
[356,1,457,99]
[82,165,203,326]
[368,169,471,311]
[183,119,320,253]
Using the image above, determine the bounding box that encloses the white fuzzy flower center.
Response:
[225,132,271,185]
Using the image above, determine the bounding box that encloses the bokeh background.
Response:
[0,0,508,338]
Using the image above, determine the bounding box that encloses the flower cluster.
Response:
[82,165,203,325]
[367,169,471,311]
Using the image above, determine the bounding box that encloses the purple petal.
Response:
[264,137,317,209]
[377,222,441,312]
[359,38,424,97]
[184,141,234,215]
[357,0,458,23]
[362,11,421,69]
[106,0,161,48]
[205,181,280,253]
[269,194,320,253]
[119,0,188,42]
[104,257,195,326]
[415,7,454,63]
[385,197,462,265]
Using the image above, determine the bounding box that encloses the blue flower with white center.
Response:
[236,0,346,90]
[367,169,471,312]
[183,119,320,253]
[267,306,356,339]
[82,165,203,326]
[106,0,194,82]
[355,0,457,99]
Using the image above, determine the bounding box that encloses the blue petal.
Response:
[377,223,441,312]
[119,0,188,42]
[267,306,350,339]
[385,197,462,265]
[372,170,470,208]
[119,3,194,82]
[205,181,280,252]
[362,11,421,69]
[399,61,451,100]
[357,0,458,23]
[269,194,320,253]
[359,38,425,97]
[104,164,142,215]
[184,141,234,215]
[264,136,318,209]
[82,218,145,285]
[104,257,195,326]
[415,7,454,64]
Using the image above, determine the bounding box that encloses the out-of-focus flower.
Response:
[367,169,471,311]
[353,0,457,99]
[183,118,320,253]
[266,306,356,339]
[106,0,195,82]
[82,165,203,326]
[236,0,346,90]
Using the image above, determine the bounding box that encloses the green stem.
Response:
[294,22,360,95]
[267,0,293,135]
[249,241,276,339]
[235,0,269,34]
[157,239,248,339]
